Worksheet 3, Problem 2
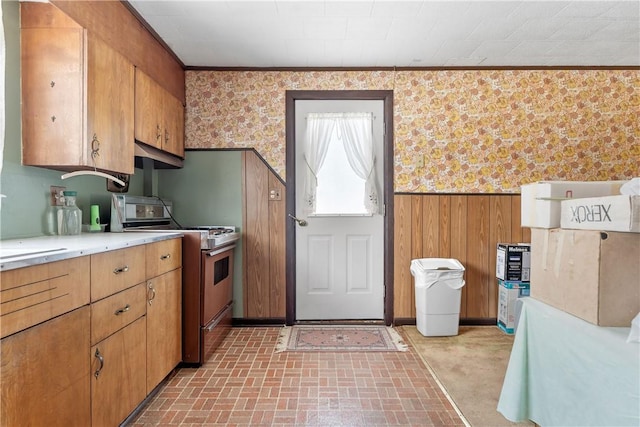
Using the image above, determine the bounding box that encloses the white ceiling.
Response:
[127,0,640,68]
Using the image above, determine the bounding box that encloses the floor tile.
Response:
[129,327,464,427]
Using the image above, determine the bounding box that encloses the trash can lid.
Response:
[411,258,465,272]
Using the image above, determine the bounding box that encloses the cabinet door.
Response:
[135,69,163,150]
[91,316,146,427]
[21,27,84,167]
[87,33,135,174]
[163,91,185,158]
[1,307,91,427]
[146,268,182,393]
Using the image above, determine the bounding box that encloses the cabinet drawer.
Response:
[146,238,182,278]
[91,245,145,302]
[0,257,90,339]
[91,283,146,345]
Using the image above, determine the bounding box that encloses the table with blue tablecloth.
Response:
[497,297,640,427]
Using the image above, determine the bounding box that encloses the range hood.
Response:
[134,141,184,169]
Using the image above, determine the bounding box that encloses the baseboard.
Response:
[393,318,498,326]
[232,317,286,326]
[460,318,498,326]
[234,317,498,327]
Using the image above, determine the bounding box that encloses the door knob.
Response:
[288,214,308,227]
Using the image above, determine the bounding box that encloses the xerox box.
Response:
[521,181,625,229]
[496,243,531,281]
[561,195,640,233]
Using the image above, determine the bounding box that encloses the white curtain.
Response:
[302,112,379,216]
[302,113,335,214]
[336,113,379,215]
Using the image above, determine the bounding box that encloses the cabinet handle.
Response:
[160,253,171,260]
[113,265,129,274]
[114,304,130,316]
[94,348,104,378]
[165,129,170,144]
[147,282,156,306]
[156,124,162,141]
[91,134,100,160]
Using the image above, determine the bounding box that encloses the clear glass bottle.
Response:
[62,191,82,235]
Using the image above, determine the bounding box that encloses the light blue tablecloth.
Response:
[497,297,640,427]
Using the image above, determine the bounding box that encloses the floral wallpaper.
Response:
[185,69,639,193]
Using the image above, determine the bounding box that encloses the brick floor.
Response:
[129,327,464,427]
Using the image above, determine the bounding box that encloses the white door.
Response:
[295,100,384,320]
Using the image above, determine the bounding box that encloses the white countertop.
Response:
[0,232,183,271]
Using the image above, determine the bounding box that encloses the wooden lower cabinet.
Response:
[0,238,183,426]
[91,316,147,427]
[1,306,91,427]
[146,268,182,393]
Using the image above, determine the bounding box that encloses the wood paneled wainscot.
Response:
[394,194,530,322]
[242,151,287,319]
[21,2,135,175]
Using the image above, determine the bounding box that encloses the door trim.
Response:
[285,90,394,326]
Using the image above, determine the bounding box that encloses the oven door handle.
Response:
[205,304,233,331]
[205,244,236,257]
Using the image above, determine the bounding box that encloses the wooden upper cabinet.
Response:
[135,69,185,158]
[86,34,135,174]
[20,2,135,175]
[135,69,163,150]
[164,90,185,158]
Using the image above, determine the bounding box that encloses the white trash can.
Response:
[410,258,465,337]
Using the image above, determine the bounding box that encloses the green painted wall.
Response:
[157,151,244,316]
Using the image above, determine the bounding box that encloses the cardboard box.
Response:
[530,228,640,326]
[561,195,640,233]
[498,280,530,334]
[521,181,625,228]
[496,243,531,281]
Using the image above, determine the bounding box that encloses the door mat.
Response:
[275,325,408,353]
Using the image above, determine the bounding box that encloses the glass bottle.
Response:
[62,191,82,235]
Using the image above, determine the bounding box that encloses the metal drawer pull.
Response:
[160,253,171,260]
[94,348,104,378]
[147,282,156,305]
[113,265,129,274]
[114,304,130,316]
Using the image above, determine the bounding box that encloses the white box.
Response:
[530,228,640,326]
[521,181,625,228]
[496,243,531,281]
[497,281,530,334]
[561,195,640,233]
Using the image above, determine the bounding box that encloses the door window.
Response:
[314,131,367,215]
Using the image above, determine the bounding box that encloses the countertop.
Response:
[0,232,183,271]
